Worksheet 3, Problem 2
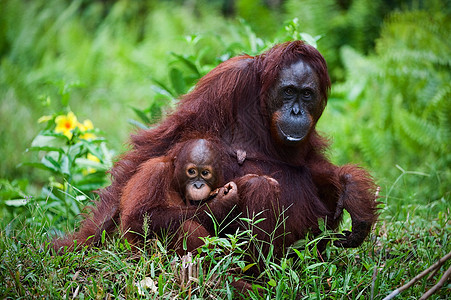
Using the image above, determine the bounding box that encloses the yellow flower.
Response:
[87,153,100,163]
[77,119,94,131]
[83,153,101,175]
[81,132,97,140]
[78,119,97,140]
[55,112,77,139]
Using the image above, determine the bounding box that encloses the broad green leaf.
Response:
[151,78,175,97]
[300,33,321,48]
[170,52,201,76]
[267,279,276,287]
[127,119,149,130]
[74,158,105,170]
[150,85,174,99]
[41,156,61,173]
[31,134,65,148]
[60,156,70,176]
[131,106,151,124]
[169,67,186,96]
[306,262,325,270]
[80,142,104,163]
[20,162,57,173]
[4,199,28,207]
[158,274,163,296]
[242,263,256,272]
[28,146,64,153]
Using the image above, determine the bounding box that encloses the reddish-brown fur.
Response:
[119,137,239,250]
[53,41,378,260]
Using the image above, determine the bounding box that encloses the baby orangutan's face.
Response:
[174,139,221,203]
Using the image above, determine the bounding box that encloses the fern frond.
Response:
[378,11,451,70]
[359,127,391,165]
[397,108,444,149]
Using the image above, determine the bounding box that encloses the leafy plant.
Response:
[321,10,450,202]
[22,83,113,224]
[284,0,450,81]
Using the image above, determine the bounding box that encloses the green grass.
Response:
[1,193,450,299]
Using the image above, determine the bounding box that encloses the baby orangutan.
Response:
[120,138,238,254]
[174,140,232,206]
[52,137,278,257]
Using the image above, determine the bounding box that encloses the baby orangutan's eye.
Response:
[187,168,197,177]
[201,169,212,179]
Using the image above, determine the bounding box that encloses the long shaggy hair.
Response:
[52,41,378,256]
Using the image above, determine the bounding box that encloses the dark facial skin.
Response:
[175,139,220,203]
[268,60,323,146]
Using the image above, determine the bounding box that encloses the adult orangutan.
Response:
[53,41,378,261]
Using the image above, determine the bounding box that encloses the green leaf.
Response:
[170,52,201,76]
[124,239,131,251]
[80,141,104,162]
[158,274,163,296]
[243,263,256,272]
[148,100,164,123]
[253,217,266,225]
[151,78,176,97]
[127,119,150,130]
[74,158,105,170]
[329,264,337,276]
[150,85,174,99]
[31,134,65,148]
[4,199,28,207]
[318,218,326,231]
[0,179,28,199]
[399,108,442,147]
[20,162,57,173]
[300,33,321,48]
[131,106,151,124]
[169,68,186,96]
[67,142,84,159]
[306,262,325,270]
[60,156,70,176]
[41,187,63,202]
[289,269,299,284]
[28,146,65,153]
[41,156,61,173]
[74,181,106,192]
[267,279,276,287]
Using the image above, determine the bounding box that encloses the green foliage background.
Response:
[0,0,450,298]
[1,0,448,207]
